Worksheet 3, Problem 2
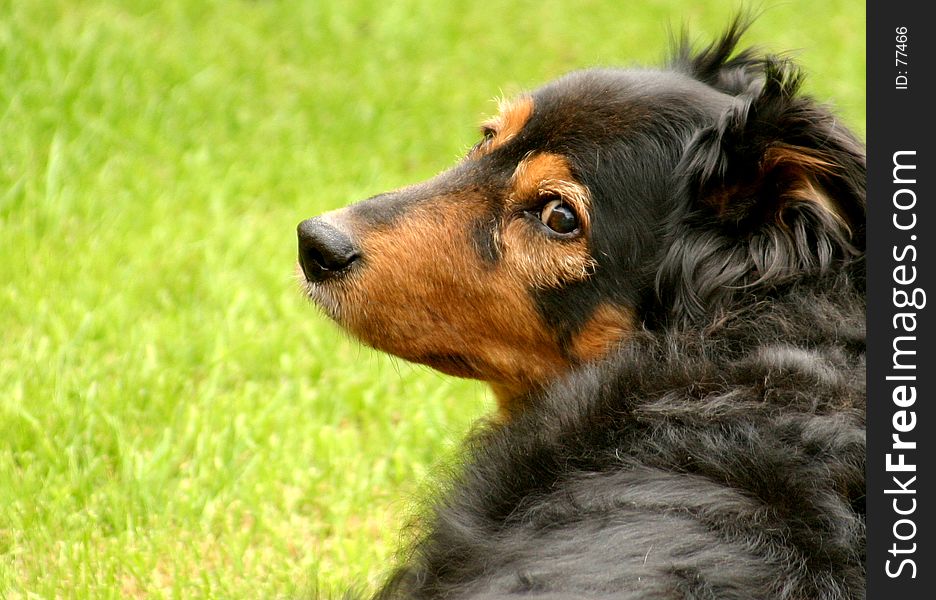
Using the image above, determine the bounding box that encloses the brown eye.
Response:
[539,198,579,234]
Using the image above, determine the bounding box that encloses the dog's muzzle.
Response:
[297,217,360,282]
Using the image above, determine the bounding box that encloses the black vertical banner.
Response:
[867,1,934,597]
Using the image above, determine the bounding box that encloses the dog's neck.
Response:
[490,382,539,420]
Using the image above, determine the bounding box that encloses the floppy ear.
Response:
[685,60,864,236]
[658,59,865,325]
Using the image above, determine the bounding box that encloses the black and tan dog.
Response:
[298,19,866,599]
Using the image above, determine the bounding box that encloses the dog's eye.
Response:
[539,198,579,234]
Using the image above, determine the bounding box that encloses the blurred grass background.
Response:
[0,0,864,597]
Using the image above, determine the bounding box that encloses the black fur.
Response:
[335,18,866,599]
[375,269,864,599]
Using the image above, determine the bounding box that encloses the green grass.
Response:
[0,0,864,597]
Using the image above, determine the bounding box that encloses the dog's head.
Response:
[298,20,865,412]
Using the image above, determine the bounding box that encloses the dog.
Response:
[298,18,866,599]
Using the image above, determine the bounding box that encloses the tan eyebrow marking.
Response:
[509,152,592,234]
[472,95,534,157]
[499,152,596,289]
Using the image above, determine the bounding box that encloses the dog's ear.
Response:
[658,58,865,325]
[669,14,761,96]
[683,60,865,238]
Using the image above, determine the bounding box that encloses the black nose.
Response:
[297,218,361,282]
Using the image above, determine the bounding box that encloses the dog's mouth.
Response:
[297,265,484,379]
[417,353,480,379]
[298,265,344,321]
[298,263,472,374]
